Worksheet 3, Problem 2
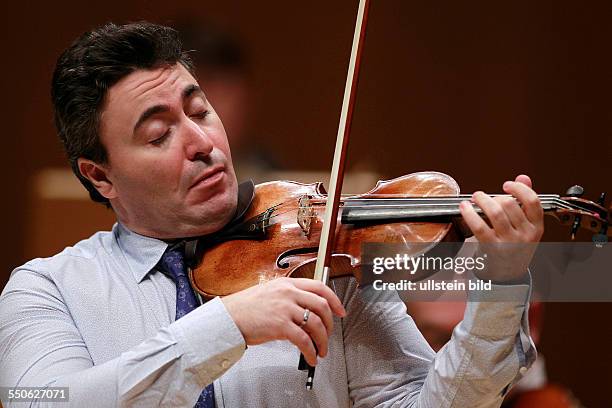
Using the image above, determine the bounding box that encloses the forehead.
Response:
[101,63,198,125]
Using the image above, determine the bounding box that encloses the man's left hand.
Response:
[459,174,544,283]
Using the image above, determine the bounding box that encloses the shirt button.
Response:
[221,359,230,369]
[519,366,528,375]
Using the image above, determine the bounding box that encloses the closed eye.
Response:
[150,129,171,146]
[191,110,210,120]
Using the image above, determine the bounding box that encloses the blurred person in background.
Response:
[177,20,281,182]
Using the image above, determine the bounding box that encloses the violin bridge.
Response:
[259,207,275,233]
[298,195,315,237]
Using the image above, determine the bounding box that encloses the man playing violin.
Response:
[0,22,543,407]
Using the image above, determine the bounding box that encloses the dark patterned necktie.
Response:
[159,247,215,408]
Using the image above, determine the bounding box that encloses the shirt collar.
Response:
[114,222,169,283]
[113,180,256,283]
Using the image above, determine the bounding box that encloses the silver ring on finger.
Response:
[300,308,311,328]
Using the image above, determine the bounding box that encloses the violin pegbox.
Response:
[554,185,609,243]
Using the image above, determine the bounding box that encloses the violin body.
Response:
[191,171,466,299]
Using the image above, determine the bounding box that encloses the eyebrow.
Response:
[132,84,206,132]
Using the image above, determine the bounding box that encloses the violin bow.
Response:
[297,0,372,389]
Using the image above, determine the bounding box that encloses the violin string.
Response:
[257,197,595,227]
[260,198,582,225]
[266,194,562,207]
[308,193,560,202]
[339,198,569,210]
[269,198,564,215]
[307,198,562,208]
[281,198,563,211]
[310,193,560,198]
[297,195,598,212]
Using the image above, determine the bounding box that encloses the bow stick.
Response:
[298,0,372,389]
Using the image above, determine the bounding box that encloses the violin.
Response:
[188,171,611,300]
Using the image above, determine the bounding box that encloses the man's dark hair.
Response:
[51,22,194,206]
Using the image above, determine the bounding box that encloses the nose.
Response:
[183,117,214,160]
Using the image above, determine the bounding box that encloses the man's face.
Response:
[92,63,238,239]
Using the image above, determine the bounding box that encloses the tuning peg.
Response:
[566,185,584,198]
[570,215,581,240]
[597,192,607,206]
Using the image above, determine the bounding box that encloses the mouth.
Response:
[189,165,226,190]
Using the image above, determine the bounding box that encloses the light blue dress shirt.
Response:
[0,222,535,407]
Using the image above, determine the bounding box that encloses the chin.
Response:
[206,196,238,232]
[187,180,238,236]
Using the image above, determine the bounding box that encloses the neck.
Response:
[340,194,562,223]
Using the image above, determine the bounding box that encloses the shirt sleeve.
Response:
[341,276,535,408]
[0,268,246,408]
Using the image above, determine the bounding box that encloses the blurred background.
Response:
[1,0,611,406]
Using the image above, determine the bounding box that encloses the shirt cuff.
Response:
[171,297,246,385]
[462,279,531,339]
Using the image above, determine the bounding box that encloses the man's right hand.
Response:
[221,277,346,367]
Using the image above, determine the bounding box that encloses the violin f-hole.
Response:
[276,247,319,269]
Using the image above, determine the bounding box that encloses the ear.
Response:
[77,158,117,200]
